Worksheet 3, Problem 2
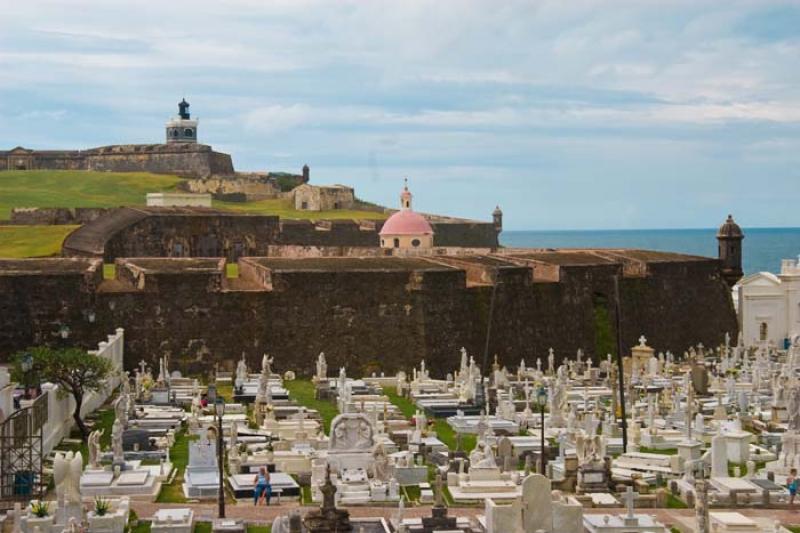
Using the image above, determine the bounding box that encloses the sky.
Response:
[1,0,799,231]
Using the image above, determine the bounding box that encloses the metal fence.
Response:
[0,392,48,510]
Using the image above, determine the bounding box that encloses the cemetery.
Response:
[0,326,799,533]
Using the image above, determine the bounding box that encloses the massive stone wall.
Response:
[60,209,502,260]
[0,143,234,178]
[8,207,112,225]
[431,222,500,248]
[99,211,281,260]
[0,253,738,378]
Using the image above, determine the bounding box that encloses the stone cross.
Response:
[434,471,445,508]
[622,485,638,519]
[557,432,567,461]
[695,465,710,533]
[638,335,647,347]
[138,360,147,375]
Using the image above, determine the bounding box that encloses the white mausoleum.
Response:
[737,256,800,347]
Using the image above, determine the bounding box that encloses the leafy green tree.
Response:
[11,346,116,438]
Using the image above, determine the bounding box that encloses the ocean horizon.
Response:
[500,227,800,276]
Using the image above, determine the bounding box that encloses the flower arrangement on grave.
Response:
[30,501,50,518]
[94,497,111,516]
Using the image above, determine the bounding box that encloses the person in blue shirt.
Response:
[788,468,797,507]
[253,466,272,505]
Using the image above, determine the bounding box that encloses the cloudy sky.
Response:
[1,0,798,230]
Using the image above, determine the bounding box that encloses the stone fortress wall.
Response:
[59,207,502,259]
[7,207,113,226]
[0,144,234,178]
[0,251,737,378]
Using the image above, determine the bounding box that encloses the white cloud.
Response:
[2,0,800,228]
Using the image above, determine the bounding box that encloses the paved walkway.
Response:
[130,501,800,531]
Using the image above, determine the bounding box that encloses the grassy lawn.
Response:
[402,485,421,504]
[55,407,116,468]
[0,170,184,220]
[383,386,478,452]
[638,446,678,455]
[215,382,234,402]
[0,169,385,222]
[283,379,338,433]
[131,521,151,533]
[0,225,79,258]
[434,419,476,453]
[666,494,688,508]
[301,484,313,505]
[382,387,416,418]
[156,427,192,503]
[0,170,386,259]
[247,527,272,533]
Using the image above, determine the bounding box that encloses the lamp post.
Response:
[57,324,71,348]
[207,384,226,518]
[536,385,547,475]
[215,398,226,518]
[21,353,33,400]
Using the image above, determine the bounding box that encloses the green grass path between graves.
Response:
[283,379,338,433]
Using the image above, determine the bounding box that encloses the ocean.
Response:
[500,227,800,276]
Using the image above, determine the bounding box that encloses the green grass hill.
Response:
[0,170,387,258]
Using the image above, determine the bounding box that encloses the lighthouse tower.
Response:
[165,99,198,144]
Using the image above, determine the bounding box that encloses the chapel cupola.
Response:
[166,99,198,144]
[717,214,744,287]
[379,179,434,250]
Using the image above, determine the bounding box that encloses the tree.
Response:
[11,346,116,439]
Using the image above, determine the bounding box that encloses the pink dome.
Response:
[380,210,434,236]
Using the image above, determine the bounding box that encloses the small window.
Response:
[393,238,400,248]
[411,239,421,247]
[184,128,194,137]
[381,239,384,246]
[301,201,308,210]
[173,243,183,256]
[172,130,179,137]
[760,322,768,341]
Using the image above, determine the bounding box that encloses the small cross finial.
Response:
[638,335,647,347]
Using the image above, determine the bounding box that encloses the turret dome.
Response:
[717,214,743,238]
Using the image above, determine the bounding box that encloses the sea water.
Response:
[500,227,800,276]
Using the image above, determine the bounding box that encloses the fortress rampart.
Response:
[60,208,501,259]
[0,143,234,178]
[0,251,738,377]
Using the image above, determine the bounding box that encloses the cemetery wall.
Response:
[36,328,124,455]
[0,255,737,378]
